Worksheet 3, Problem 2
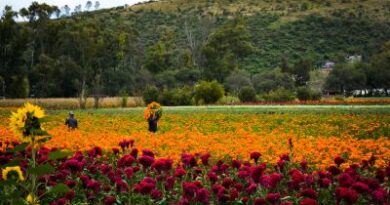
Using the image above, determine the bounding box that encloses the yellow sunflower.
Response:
[9,103,45,136]
[2,166,25,181]
[26,194,40,205]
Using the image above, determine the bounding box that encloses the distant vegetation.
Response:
[0,0,389,106]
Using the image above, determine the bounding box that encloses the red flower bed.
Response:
[0,141,389,204]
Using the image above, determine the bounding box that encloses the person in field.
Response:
[65,111,78,130]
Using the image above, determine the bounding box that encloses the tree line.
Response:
[0,1,389,103]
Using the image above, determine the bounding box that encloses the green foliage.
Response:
[325,63,367,96]
[297,87,322,101]
[238,86,257,102]
[263,88,296,102]
[224,69,252,95]
[160,87,193,106]
[142,86,159,104]
[194,80,225,104]
[252,69,294,94]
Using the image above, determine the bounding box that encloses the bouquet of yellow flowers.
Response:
[144,102,162,121]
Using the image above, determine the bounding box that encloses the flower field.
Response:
[0,106,389,204]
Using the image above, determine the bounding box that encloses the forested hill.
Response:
[1,0,389,98]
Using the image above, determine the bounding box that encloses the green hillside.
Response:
[0,0,389,98]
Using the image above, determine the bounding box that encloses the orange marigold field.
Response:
[0,111,389,169]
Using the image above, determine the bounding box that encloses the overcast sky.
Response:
[1,0,147,14]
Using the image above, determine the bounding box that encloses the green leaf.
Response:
[12,143,29,152]
[27,164,54,176]
[48,151,71,161]
[48,183,70,194]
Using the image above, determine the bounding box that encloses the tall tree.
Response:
[202,16,255,81]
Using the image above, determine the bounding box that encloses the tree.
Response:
[291,59,312,86]
[252,69,294,94]
[202,16,256,81]
[144,27,176,73]
[224,69,252,95]
[85,1,93,11]
[94,1,100,10]
[367,42,390,95]
[324,63,367,96]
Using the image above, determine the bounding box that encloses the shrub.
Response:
[297,87,322,101]
[142,86,159,104]
[263,88,296,102]
[194,81,225,104]
[238,86,257,102]
[160,87,193,106]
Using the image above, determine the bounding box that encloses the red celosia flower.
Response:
[238,170,249,179]
[216,187,229,203]
[182,181,199,199]
[375,169,386,182]
[196,188,210,204]
[56,198,67,205]
[119,140,129,150]
[130,148,138,159]
[230,188,239,201]
[232,159,241,169]
[100,164,112,175]
[371,188,388,203]
[124,167,133,179]
[65,190,75,200]
[260,175,273,189]
[151,189,163,200]
[338,173,354,187]
[351,182,370,193]
[300,188,318,199]
[254,197,266,205]
[139,155,155,168]
[79,175,90,187]
[250,152,261,163]
[234,182,244,191]
[242,197,249,204]
[115,179,129,192]
[290,169,304,184]
[165,176,175,191]
[327,165,341,175]
[175,166,186,178]
[103,196,116,205]
[280,154,290,161]
[142,149,155,158]
[64,180,76,188]
[334,156,345,166]
[245,183,257,195]
[266,193,281,204]
[117,154,135,167]
[63,159,83,172]
[336,187,359,204]
[222,177,233,188]
[181,153,197,167]
[102,184,112,192]
[86,180,101,193]
[212,184,224,194]
[318,178,332,188]
[87,146,102,158]
[299,198,318,205]
[300,160,308,170]
[112,148,119,155]
[151,158,173,173]
[251,163,266,183]
[200,153,210,166]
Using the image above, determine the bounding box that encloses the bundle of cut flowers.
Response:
[144,102,162,121]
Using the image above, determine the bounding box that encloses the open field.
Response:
[1,105,390,204]
[1,105,389,169]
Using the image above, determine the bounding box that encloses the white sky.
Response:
[1,0,147,13]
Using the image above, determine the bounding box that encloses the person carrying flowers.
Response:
[144,102,162,133]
